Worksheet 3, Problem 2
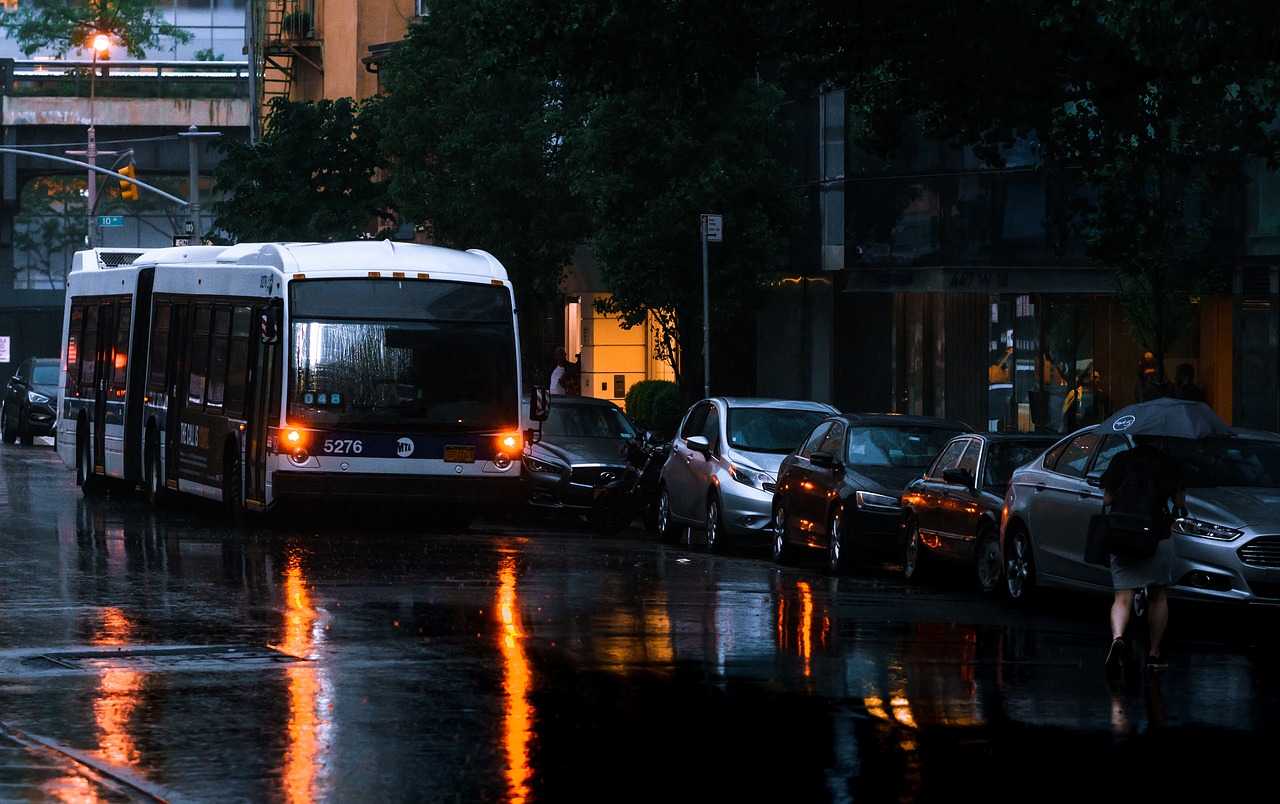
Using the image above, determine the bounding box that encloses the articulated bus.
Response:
[57,241,527,523]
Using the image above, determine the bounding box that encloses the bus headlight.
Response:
[492,431,520,468]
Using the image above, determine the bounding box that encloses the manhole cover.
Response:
[30,645,305,672]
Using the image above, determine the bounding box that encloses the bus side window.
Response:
[187,304,212,407]
[66,305,83,392]
[206,306,231,409]
[111,304,131,396]
[148,302,171,394]
[224,306,251,415]
[81,305,99,392]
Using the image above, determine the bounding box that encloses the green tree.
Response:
[384,0,802,396]
[208,97,394,243]
[1,0,192,58]
[782,0,1280,377]
[378,2,590,376]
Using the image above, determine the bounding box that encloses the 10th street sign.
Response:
[97,215,124,227]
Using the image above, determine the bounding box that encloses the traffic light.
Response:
[119,164,138,201]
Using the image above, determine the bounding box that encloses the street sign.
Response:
[97,215,124,227]
[172,236,191,247]
[700,213,723,242]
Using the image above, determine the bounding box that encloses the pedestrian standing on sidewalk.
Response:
[1099,437,1187,685]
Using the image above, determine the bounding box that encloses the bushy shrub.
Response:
[625,380,683,437]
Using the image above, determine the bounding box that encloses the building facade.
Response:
[758,87,1276,434]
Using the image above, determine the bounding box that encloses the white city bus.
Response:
[56,241,526,523]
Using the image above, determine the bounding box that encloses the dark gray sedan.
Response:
[772,413,971,574]
[522,394,644,525]
[901,432,1057,593]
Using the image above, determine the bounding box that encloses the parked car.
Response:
[523,394,658,529]
[772,413,972,573]
[2,356,59,446]
[900,432,1057,592]
[1000,426,1280,605]
[656,397,839,549]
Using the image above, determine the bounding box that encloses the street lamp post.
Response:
[82,33,111,248]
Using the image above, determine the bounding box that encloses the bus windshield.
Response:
[288,279,519,431]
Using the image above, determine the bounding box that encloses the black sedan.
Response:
[771,413,972,573]
[900,432,1058,593]
[2,356,59,446]
[522,394,658,530]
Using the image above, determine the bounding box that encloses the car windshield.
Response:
[32,364,60,385]
[846,426,963,468]
[983,441,1052,490]
[1163,436,1280,489]
[542,403,637,439]
[728,408,832,453]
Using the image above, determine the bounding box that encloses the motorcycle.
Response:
[589,432,671,535]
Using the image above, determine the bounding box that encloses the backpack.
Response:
[1110,458,1159,518]
[1105,456,1171,556]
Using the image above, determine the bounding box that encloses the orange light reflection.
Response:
[271,550,331,804]
[498,556,533,804]
[91,607,142,770]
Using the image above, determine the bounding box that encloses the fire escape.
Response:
[254,0,322,135]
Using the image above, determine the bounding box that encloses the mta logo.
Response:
[397,438,415,457]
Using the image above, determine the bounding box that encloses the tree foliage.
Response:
[379,0,802,394]
[378,1,589,358]
[0,0,192,58]
[782,0,1280,375]
[208,97,393,243]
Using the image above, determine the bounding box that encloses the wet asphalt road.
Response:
[1,439,1278,802]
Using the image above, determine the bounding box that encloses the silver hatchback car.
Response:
[656,397,839,550]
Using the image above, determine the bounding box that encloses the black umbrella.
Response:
[1096,396,1233,439]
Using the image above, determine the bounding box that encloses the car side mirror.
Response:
[1085,471,1103,488]
[811,450,840,469]
[685,435,711,454]
[942,467,975,488]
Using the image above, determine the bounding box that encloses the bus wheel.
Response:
[224,456,245,526]
[77,422,102,496]
[145,437,166,507]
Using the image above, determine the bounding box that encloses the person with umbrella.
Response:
[1094,397,1225,683]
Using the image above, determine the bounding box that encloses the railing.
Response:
[0,58,251,100]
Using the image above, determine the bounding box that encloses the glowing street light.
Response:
[73,32,113,248]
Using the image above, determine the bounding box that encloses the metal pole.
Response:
[187,125,200,240]
[86,49,97,248]
[701,217,710,398]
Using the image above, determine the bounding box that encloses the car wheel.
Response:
[656,487,678,544]
[705,493,726,552]
[772,503,793,565]
[1004,525,1037,602]
[974,524,1003,595]
[1,404,17,444]
[827,508,847,574]
[903,518,925,583]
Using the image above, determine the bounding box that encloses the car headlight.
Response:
[522,455,563,474]
[728,462,772,490]
[1172,516,1244,542]
[27,390,50,405]
[855,490,900,512]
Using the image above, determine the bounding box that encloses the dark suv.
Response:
[2,357,59,446]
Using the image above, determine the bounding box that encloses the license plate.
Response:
[444,445,475,463]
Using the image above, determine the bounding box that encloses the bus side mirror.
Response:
[530,386,550,422]
[260,306,281,344]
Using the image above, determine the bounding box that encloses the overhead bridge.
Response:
[0,57,252,360]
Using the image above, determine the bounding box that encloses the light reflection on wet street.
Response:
[1,441,1278,801]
